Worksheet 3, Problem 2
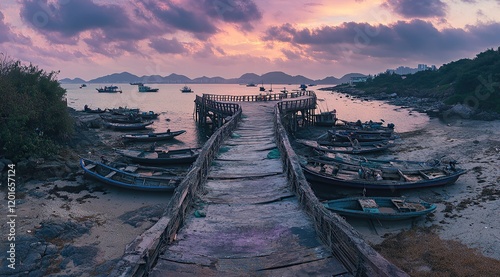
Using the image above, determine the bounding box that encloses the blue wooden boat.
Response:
[301,158,466,190]
[323,197,436,220]
[80,158,182,192]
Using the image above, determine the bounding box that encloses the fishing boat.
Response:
[121,130,186,142]
[246,83,256,87]
[180,85,193,93]
[96,85,122,93]
[80,158,182,192]
[103,120,154,130]
[109,107,140,115]
[259,81,265,92]
[139,111,159,119]
[83,105,106,113]
[329,129,397,142]
[116,147,201,165]
[138,85,159,92]
[300,158,467,190]
[299,84,308,90]
[130,82,144,85]
[297,139,392,154]
[333,119,395,136]
[80,84,87,88]
[323,197,437,220]
[100,113,142,123]
[312,153,441,174]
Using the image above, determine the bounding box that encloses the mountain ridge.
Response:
[59,71,366,85]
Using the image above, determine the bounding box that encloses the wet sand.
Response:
[2,111,498,276]
[296,117,500,261]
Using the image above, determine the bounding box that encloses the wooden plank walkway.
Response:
[150,101,352,276]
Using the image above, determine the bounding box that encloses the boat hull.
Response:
[122,130,186,142]
[323,197,436,220]
[80,158,181,192]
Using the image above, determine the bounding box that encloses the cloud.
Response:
[140,0,262,36]
[19,0,127,37]
[200,0,262,31]
[263,20,500,62]
[0,11,12,43]
[149,38,187,54]
[382,0,448,18]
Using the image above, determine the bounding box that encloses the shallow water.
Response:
[63,83,429,147]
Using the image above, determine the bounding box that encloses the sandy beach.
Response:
[1,109,499,276]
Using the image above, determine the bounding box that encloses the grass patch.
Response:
[373,227,500,276]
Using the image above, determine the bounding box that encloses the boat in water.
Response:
[138,85,159,92]
[180,85,193,93]
[96,85,122,93]
[323,197,437,221]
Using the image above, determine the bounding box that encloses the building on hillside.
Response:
[386,64,437,75]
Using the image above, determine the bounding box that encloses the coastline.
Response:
[1,104,499,276]
[294,116,500,269]
[0,109,175,276]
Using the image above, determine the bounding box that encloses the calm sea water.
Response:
[63,83,429,148]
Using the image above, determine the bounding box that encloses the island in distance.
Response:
[59,71,366,85]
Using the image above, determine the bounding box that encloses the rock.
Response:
[445,104,474,119]
[35,219,93,242]
[60,245,99,267]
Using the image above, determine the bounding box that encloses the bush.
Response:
[0,54,73,161]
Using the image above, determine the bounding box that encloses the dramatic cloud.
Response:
[263,20,500,61]
[383,0,448,18]
[200,0,262,31]
[140,0,262,37]
[149,38,187,54]
[20,0,127,37]
[0,11,11,43]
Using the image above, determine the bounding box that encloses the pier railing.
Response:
[203,90,313,102]
[110,105,243,277]
[195,95,240,116]
[273,105,408,277]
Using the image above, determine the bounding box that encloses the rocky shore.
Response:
[321,85,500,121]
[0,108,174,276]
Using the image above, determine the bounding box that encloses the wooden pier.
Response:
[110,93,408,277]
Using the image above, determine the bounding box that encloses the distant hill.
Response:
[88,72,141,83]
[64,71,364,85]
[59,77,86,84]
[355,47,500,114]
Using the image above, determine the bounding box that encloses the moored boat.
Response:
[121,130,186,142]
[100,113,142,123]
[96,85,122,93]
[180,85,193,93]
[323,197,437,220]
[312,153,441,174]
[138,85,159,92]
[117,147,201,165]
[297,139,392,154]
[300,157,467,190]
[103,120,154,130]
[80,158,182,192]
[83,105,106,113]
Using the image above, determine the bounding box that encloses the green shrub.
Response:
[0,54,73,161]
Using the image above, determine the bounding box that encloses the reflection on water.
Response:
[63,83,429,148]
